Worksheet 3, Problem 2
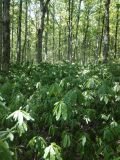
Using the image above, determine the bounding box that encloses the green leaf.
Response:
[0,140,12,160]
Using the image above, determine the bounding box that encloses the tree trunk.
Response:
[17,0,22,63]
[2,0,10,71]
[58,18,61,61]
[68,0,74,62]
[103,0,110,63]
[74,0,82,61]
[45,9,49,61]
[99,14,105,57]
[0,0,2,70]
[52,3,55,63]
[95,0,102,62]
[37,0,50,63]
[22,0,28,63]
[114,4,120,59]
[11,0,15,62]
[82,9,90,65]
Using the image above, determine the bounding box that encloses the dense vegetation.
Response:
[0,0,120,159]
[0,62,120,160]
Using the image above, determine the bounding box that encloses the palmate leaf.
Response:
[43,143,62,160]
[7,109,34,124]
[0,129,14,141]
[62,131,71,148]
[6,109,34,136]
[53,101,67,121]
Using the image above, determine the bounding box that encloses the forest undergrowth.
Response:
[0,61,120,160]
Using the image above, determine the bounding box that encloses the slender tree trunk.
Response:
[22,0,28,63]
[0,0,2,70]
[103,0,110,63]
[11,0,15,62]
[45,9,49,61]
[52,3,55,63]
[37,0,50,63]
[17,0,22,63]
[95,0,102,62]
[68,0,74,62]
[99,14,105,57]
[27,13,31,62]
[82,9,90,65]
[2,0,10,71]
[64,26,67,60]
[114,4,120,59]
[58,18,61,61]
[74,0,82,61]
[37,16,45,63]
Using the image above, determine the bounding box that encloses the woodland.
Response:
[0,0,120,160]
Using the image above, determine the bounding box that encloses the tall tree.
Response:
[22,0,28,62]
[52,3,55,63]
[82,8,90,65]
[0,0,2,70]
[99,14,105,57]
[45,9,49,60]
[17,0,23,63]
[95,0,102,62]
[37,0,50,63]
[68,0,74,62]
[74,0,82,61]
[58,17,62,61]
[11,0,15,62]
[103,0,110,63]
[2,0,10,71]
[114,3,120,59]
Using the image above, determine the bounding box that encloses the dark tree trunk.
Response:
[95,0,102,62]
[58,18,61,61]
[99,14,105,57]
[82,9,90,65]
[103,0,110,63]
[114,4,120,59]
[22,0,28,63]
[17,0,22,63]
[45,9,49,60]
[68,0,74,62]
[2,0,10,71]
[52,3,55,63]
[37,0,50,63]
[74,0,82,61]
[0,0,2,70]
[11,0,15,62]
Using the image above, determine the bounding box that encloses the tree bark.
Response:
[95,0,102,62]
[0,0,2,70]
[82,9,90,65]
[2,0,10,71]
[22,0,28,63]
[114,4,120,59]
[17,0,22,63]
[52,3,55,63]
[68,0,74,62]
[11,0,15,62]
[99,14,105,57]
[37,0,50,63]
[58,18,61,61]
[45,9,49,60]
[74,0,82,61]
[103,0,110,63]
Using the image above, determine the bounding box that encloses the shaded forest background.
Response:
[0,0,120,71]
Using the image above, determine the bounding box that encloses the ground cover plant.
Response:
[0,62,120,160]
